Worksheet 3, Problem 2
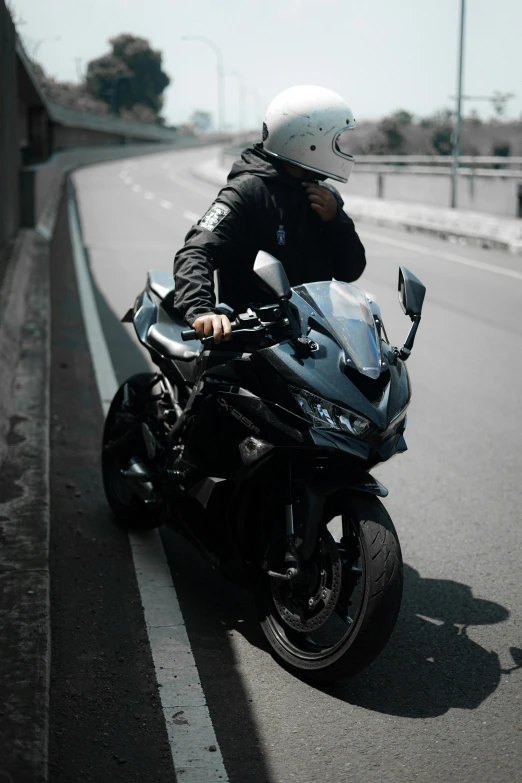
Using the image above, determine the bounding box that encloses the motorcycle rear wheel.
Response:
[256,493,403,682]
[102,373,161,530]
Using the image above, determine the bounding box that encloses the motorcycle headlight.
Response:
[291,388,373,438]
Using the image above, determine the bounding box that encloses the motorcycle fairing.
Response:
[133,275,411,440]
[294,281,382,379]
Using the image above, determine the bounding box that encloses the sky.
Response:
[10,0,522,130]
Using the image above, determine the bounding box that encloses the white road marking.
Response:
[123,177,133,185]
[68,197,119,411]
[132,184,142,193]
[67,192,230,783]
[144,191,154,200]
[183,210,200,224]
[359,229,522,281]
[159,200,173,210]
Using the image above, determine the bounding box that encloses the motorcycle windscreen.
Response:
[294,281,382,379]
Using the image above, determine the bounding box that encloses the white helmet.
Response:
[262,85,356,183]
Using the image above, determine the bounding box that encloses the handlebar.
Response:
[181,320,240,342]
[181,328,198,342]
[181,305,285,343]
[181,314,250,342]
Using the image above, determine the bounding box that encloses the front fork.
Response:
[266,458,304,582]
[264,455,388,583]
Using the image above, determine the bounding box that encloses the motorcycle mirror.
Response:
[398,267,426,319]
[253,251,291,301]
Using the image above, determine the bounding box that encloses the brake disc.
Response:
[271,532,342,633]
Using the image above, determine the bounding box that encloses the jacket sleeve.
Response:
[173,183,254,325]
[322,185,366,282]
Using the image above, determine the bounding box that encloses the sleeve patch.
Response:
[199,202,231,231]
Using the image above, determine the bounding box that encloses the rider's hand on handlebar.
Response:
[192,313,232,344]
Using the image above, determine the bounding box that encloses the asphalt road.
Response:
[50,144,522,783]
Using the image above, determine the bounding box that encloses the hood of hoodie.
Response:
[227,143,325,186]
[227,143,284,182]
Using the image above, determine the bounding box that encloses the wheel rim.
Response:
[264,516,367,662]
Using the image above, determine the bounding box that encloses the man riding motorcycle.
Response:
[103,85,423,682]
[173,85,366,340]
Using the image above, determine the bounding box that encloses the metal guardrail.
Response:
[220,144,522,216]
[354,155,522,167]
[223,145,522,168]
[222,146,522,180]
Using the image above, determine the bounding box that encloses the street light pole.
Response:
[249,87,265,132]
[451,0,466,209]
[182,35,225,132]
[228,68,247,135]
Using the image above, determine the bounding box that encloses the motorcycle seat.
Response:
[146,270,199,362]
[147,321,199,361]
[147,269,176,311]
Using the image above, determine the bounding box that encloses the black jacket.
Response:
[173,144,366,325]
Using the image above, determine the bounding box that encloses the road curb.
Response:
[192,157,522,255]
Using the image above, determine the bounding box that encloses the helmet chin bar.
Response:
[264,148,351,183]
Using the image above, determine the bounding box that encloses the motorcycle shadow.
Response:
[320,563,513,718]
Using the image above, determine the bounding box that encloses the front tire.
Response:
[102,373,161,530]
[256,493,403,682]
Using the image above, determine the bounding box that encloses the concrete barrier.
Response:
[21,138,212,236]
[0,2,20,266]
[348,169,522,219]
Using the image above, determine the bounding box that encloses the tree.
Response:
[492,142,510,168]
[492,142,510,157]
[431,127,453,155]
[392,109,414,126]
[427,108,454,155]
[190,110,213,131]
[378,116,405,153]
[86,34,170,117]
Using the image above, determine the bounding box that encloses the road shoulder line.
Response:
[67,181,229,783]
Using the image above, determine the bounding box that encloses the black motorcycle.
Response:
[102,251,425,681]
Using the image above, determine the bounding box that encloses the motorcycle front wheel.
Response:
[256,493,403,682]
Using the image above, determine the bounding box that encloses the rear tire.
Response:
[102,373,161,530]
[256,493,403,682]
